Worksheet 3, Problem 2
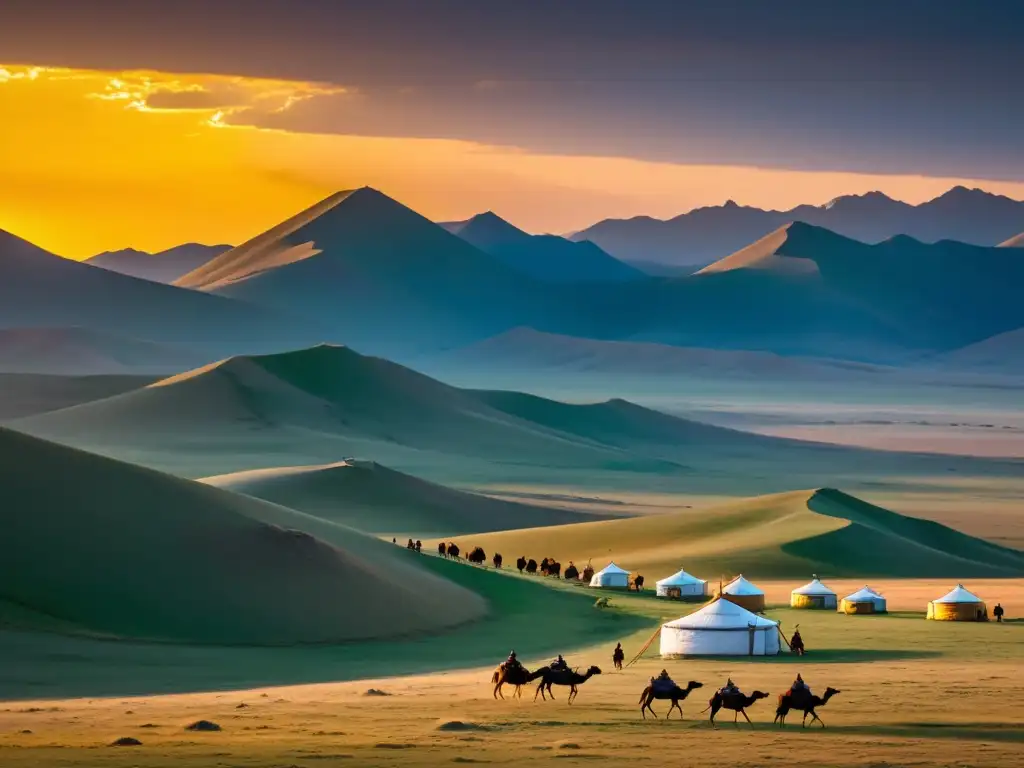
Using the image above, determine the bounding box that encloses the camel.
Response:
[516,556,526,573]
[525,558,538,574]
[581,565,595,582]
[490,664,544,699]
[775,687,840,728]
[633,575,645,592]
[467,546,486,565]
[703,690,770,728]
[542,560,561,578]
[564,563,580,581]
[533,665,602,704]
[493,553,503,569]
[446,542,460,559]
[437,542,446,557]
[638,680,704,719]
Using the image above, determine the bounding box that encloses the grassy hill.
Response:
[0,426,485,645]
[14,344,1024,492]
[202,459,607,536]
[449,489,1024,581]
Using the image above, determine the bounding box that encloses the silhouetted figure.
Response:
[789,673,811,697]
[551,654,569,672]
[613,642,625,670]
[994,603,1004,623]
[790,629,805,656]
[415,539,422,553]
[392,537,397,544]
[634,574,645,592]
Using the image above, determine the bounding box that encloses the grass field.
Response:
[1,577,1022,768]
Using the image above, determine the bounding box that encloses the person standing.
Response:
[993,603,1004,623]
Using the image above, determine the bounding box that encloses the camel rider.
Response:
[720,678,740,697]
[551,654,569,672]
[790,673,811,696]
[505,650,522,671]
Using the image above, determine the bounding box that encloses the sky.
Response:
[2,0,1024,258]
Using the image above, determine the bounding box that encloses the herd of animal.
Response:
[491,661,840,728]
[434,542,598,582]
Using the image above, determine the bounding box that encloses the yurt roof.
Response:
[656,568,706,587]
[792,576,836,596]
[595,562,630,576]
[722,575,764,596]
[663,597,778,631]
[933,584,983,604]
[843,586,883,602]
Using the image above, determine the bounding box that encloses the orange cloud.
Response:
[2,63,1024,259]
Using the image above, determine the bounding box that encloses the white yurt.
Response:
[718,575,766,612]
[839,585,887,614]
[926,584,988,621]
[655,568,708,599]
[589,562,630,589]
[790,575,838,609]
[660,597,781,657]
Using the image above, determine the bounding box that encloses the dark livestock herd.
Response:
[431,542,597,582]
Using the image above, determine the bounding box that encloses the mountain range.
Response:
[87,243,230,283]
[176,188,573,355]
[3,187,1022,370]
[0,228,309,354]
[572,186,1024,267]
[441,211,645,282]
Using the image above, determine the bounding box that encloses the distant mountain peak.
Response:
[451,210,528,248]
[930,185,1000,204]
[823,190,896,210]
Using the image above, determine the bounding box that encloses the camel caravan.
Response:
[471,550,1003,725]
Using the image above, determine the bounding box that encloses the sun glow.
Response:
[3,62,1024,259]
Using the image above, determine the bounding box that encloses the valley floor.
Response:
[2,581,1022,767]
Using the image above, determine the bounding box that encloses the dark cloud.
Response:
[145,88,250,110]
[3,1,1023,179]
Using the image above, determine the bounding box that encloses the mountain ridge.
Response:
[572,186,1024,266]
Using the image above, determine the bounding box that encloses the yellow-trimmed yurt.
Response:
[790,575,838,609]
[717,575,765,612]
[926,584,988,621]
[839,586,887,614]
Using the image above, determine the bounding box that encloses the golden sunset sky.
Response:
[4,63,1024,259]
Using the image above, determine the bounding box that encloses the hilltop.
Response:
[86,243,230,283]
[15,344,1021,489]
[452,488,1024,580]
[444,211,645,282]
[0,427,485,644]
[202,459,604,536]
